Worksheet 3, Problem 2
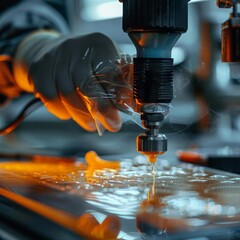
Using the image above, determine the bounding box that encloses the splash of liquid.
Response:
[85,151,120,171]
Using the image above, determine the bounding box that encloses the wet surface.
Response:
[0,154,240,239]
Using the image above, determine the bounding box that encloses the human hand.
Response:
[14,31,133,134]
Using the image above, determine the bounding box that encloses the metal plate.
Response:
[0,156,239,239]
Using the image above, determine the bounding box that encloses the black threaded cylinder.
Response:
[122,0,189,33]
[134,58,173,104]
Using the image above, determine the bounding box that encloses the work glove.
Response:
[13,31,133,134]
[0,55,22,105]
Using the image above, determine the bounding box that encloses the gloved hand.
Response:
[13,31,133,134]
[0,55,22,105]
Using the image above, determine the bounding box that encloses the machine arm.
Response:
[120,0,189,162]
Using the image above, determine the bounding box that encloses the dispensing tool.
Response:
[120,0,189,162]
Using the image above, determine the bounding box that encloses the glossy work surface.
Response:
[0,152,240,239]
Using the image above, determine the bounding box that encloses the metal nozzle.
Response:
[137,133,167,154]
[137,113,167,154]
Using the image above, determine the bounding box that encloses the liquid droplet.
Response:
[150,162,156,176]
[148,155,157,164]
